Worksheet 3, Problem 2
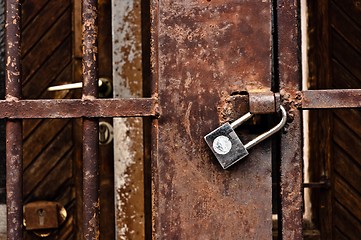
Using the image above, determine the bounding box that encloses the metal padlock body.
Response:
[204,122,249,169]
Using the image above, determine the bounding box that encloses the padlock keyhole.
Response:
[99,121,113,145]
[99,124,109,142]
[37,209,46,226]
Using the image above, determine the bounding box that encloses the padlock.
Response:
[24,201,67,237]
[204,105,287,169]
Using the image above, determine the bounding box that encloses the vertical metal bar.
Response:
[82,0,99,239]
[277,0,303,239]
[0,0,6,207]
[5,0,23,239]
[149,0,159,238]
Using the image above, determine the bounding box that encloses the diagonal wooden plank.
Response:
[37,62,73,99]
[334,145,361,196]
[22,0,50,29]
[22,0,71,56]
[27,149,73,201]
[334,175,361,223]
[22,9,71,81]
[332,59,360,89]
[330,1,361,58]
[23,119,70,169]
[332,0,361,30]
[332,30,361,81]
[334,201,361,238]
[333,117,361,168]
[23,36,72,90]
[24,124,73,198]
[334,109,361,142]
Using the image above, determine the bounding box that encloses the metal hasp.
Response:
[205,106,287,169]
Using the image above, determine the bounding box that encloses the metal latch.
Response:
[24,201,67,237]
[303,176,331,189]
[204,105,287,169]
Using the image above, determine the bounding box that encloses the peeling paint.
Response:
[112,0,144,239]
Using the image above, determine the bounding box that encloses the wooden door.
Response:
[308,0,361,239]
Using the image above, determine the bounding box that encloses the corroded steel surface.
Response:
[82,118,99,240]
[5,0,23,239]
[82,0,99,100]
[5,120,22,239]
[152,0,273,238]
[0,98,158,118]
[277,1,303,239]
[82,0,100,239]
[301,89,361,109]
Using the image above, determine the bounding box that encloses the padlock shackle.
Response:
[244,105,287,149]
[230,112,253,129]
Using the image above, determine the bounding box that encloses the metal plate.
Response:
[152,0,273,238]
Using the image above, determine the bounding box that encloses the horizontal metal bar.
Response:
[0,98,158,119]
[300,89,361,109]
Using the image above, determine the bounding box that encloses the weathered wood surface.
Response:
[309,0,361,239]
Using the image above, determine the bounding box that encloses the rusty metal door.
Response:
[152,1,276,239]
[149,0,305,239]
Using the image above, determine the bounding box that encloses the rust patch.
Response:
[218,93,249,123]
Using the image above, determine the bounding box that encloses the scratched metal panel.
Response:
[153,0,273,238]
[277,1,303,239]
[112,0,145,239]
